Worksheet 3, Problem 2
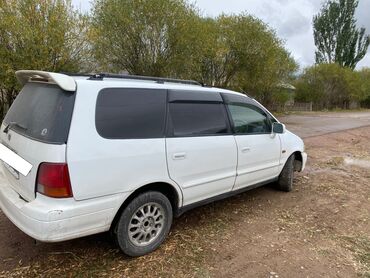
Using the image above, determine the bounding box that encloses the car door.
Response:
[223,94,281,190]
[166,90,238,206]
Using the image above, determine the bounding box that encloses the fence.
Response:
[286,102,313,112]
[269,102,313,112]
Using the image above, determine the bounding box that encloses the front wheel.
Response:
[277,154,295,192]
[114,191,173,257]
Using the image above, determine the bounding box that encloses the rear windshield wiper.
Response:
[3,122,28,134]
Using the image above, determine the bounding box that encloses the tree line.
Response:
[295,64,370,110]
[0,0,296,119]
[297,0,370,110]
[0,0,369,120]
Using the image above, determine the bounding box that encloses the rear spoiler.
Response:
[15,70,76,92]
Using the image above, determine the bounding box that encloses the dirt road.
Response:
[279,111,370,138]
[0,112,369,277]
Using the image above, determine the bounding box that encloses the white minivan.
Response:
[0,71,307,256]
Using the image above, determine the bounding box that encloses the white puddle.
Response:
[344,158,370,169]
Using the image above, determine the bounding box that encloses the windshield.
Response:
[3,82,76,144]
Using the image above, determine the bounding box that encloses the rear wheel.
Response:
[114,191,173,257]
[277,154,295,192]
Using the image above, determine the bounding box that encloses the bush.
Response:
[295,63,370,110]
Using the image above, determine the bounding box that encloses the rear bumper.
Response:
[0,180,129,242]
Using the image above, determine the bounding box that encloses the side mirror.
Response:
[272,122,286,134]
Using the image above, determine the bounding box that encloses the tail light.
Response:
[36,163,73,198]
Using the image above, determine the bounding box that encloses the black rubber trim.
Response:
[221,93,253,104]
[168,89,223,103]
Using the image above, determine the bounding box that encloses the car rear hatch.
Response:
[0,72,76,201]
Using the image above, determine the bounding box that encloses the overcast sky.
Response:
[73,0,370,69]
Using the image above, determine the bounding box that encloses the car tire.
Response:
[277,154,295,192]
[114,191,173,257]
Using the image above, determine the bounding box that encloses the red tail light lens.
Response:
[36,163,73,198]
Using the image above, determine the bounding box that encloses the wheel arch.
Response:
[110,181,183,231]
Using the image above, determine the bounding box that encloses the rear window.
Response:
[95,88,167,139]
[3,82,76,144]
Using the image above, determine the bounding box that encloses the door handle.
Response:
[241,147,251,153]
[173,153,186,160]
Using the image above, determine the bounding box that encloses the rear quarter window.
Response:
[3,82,76,144]
[168,102,229,137]
[95,88,167,139]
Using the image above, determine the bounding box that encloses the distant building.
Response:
[276,82,296,106]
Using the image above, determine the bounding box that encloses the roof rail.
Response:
[67,72,203,86]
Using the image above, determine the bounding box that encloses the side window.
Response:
[169,102,229,137]
[96,88,166,139]
[227,103,272,134]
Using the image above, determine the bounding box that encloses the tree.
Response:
[91,2,297,104]
[313,0,370,69]
[183,14,298,105]
[0,0,90,119]
[90,0,200,77]
[224,14,297,105]
[189,17,239,87]
[358,68,370,107]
